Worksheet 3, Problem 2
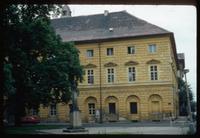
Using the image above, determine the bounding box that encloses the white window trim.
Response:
[86,49,94,58]
[87,69,94,84]
[127,66,136,82]
[107,48,114,56]
[88,103,95,115]
[148,44,157,53]
[149,65,159,80]
[127,46,136,54]
[107,68,115,83]
[50,104,57,116]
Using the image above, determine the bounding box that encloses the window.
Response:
[87,50,93,57]
[29,108,38,115]
[150,65,158,80]
[87,70,94,84]
[130,102,138,114]
[128,67,136,82]
[50,104,57,116]
[109,103,116,114]
[128,46,135,54]
[148,44,157,53]
[107,48,113,56]
[88,103,95,115]
[107,68,114,83]
[69,104,73,113]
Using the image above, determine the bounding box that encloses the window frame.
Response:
[127,46,135,54]
[69,104,73,113]
[150,65,158,80]
[88,103,95,115]
[87,69,94,84]
[130,102,138,114]
[29,108,38,116]
[50,104,57,116]
[107,68,115,83]
[148,44,157,53]
[86,49,94,57]
[107,48,114,56]
[109,103,116,114]
[128,67,136,82]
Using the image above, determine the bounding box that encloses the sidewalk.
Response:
[37,126,189,135]
[37,117,196,135]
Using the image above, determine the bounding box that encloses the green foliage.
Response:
[2,4,83,125]
[3,63,15,97]
[178,78,194,116]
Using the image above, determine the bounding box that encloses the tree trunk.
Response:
[0,92,5,134]
[0,4,6,134]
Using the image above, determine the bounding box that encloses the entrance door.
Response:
[151,101,161,121]
[109,103,116,114]
[152,101,160,113]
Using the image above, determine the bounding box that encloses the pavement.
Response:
[36,118,196,135]
[37,126,189,135]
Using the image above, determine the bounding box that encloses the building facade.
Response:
[38,10,181,123]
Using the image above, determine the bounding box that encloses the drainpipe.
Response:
[169,60,177,119]
[98,43,103,123]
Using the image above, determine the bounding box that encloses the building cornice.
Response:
[104,62,118,67]
[78,81,174,90]
[124,61,139,66]
[146,59,161,64]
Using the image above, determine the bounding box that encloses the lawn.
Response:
[5,124,66,134]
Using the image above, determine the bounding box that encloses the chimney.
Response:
[104,10,109,16]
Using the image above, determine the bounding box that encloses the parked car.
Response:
[21,115,40,124]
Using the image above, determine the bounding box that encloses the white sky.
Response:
[68,5,197,101]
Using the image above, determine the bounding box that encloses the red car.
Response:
[21,115,40,124]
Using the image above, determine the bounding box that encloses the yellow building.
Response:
[38,10,182,123]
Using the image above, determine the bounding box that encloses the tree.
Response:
[178,78,194,116]
[1,4,83,127]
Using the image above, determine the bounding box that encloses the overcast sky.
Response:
[68,5,196,101]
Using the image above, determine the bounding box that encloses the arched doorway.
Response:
[126,95,140,121]
[148,94,162,121]
[84,96,97,123]
[105,96,119,122]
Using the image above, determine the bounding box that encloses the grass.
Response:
[5,124,66,134]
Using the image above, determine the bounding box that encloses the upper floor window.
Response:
[50,104,57,116]
[107,68,114,83]
[87,50,94,57]
[88,103,95,115]
[148,44,157,53]
[128,67,136,82]
[128,46,135,54]
[150,65,158,80]
[87,69,94,84]
[107,48,114,56]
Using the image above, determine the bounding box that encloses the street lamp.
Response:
[183,69,193,121]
